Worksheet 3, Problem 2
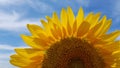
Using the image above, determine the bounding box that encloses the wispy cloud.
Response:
[0,53,14,59]
[0,0,24,6]
[0,0,54,14]
[27,0,54,13]
[76,0,90,7]
[0,52,16,68]
[0,60,16,68]
[0,11,40,32]
[112,0,120,22]
[0,44,29,50]
[0,0,54,13]
[0,0,53,32]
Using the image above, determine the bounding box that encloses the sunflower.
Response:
[10,7,120,68]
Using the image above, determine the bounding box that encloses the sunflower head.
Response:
[10,7,120,68]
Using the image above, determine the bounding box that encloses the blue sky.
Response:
[0,0,120,68]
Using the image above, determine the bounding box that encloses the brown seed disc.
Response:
[42,37,105,68]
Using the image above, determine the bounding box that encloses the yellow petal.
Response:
[76,7,84,27]
[77,21,90,37]
[10,54,31,67]
[67,7,74,36]
[101,30,120,41]
[21,35,43,49]
[88,20,116,43]
[46,16,58,31]
[99,19,112,36]
[115,61,120,68]
[33,37,52,49]
[67,22,72,36]
[27,24,46,37]
[56,26,63,38]
[51,24,63,40]
[41,20,50,33]
[40,19,52,35]
[72,21,77,37]
[40,19,48,29]
[87,21,102,39]
[52,12,61,26]
[15,48,45,59]
[94,16,107,36]
[46,16,54,26]
[87,16,107,39]
[27,24,42,35]
[104,41,120,52]
[89,12,101,28]
[67,6,75,26]
[23,61,43,68]
[60,8,68,27]
[85,12,94,22]
[22,64,39,68]
[112,50,120,59]
[62,26,67,38]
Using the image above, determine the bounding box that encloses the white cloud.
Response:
[0,0,24,6]
[0,11,40,32]
[26,0,54,13]
[0,52,15,68]
[112,0,120,22]
[0,53,17,68]
[0,53,14,59]
[0,60,16,68]
[0,44,29,50]
[76,0,90,7]
[0,0,53,32]
[113,0,120,15]
[51,0,89,7]
[0,0,54,13]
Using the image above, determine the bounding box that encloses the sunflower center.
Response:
[42,37,105,68]
[68,58,84,68]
